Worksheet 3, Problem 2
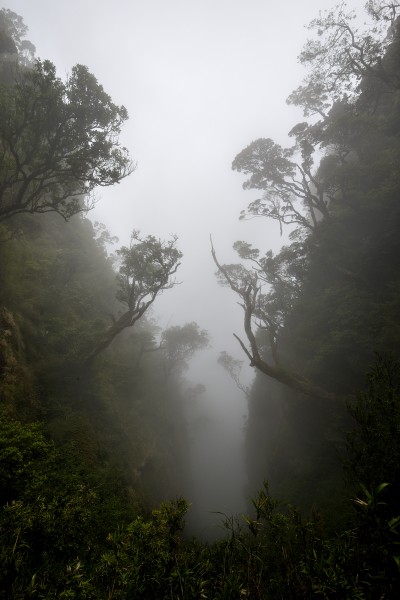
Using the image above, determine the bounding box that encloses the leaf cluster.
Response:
[116,232,182,310]
[0,58,133,221]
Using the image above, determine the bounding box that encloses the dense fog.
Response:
[183,352,249,539]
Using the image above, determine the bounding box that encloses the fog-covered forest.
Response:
[1,1,400,597]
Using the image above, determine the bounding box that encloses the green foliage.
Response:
[346,355,400,496]
[85,231,183,364]
[97,498,189,599]
[0,412,53,504]
[0,411,137,598]
[0,8,35,70]
[288,1,400,115]
[233,137,328,232]
[0,58,133,220]
[0,213,118,371]
[116,231,182,310]
[1,360,400,598]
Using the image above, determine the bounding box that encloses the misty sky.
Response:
[5,0,366,524]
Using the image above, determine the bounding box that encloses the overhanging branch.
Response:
[212,239,336,403]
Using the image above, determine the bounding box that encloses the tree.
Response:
[0,59,133,221]
[85,232,182,365]
[161,322,209,378]
[0,8,35,66]
[219,1,400,404]
[211,239,336,402]
[120,319,163,370]
[281,1,400,222]
[0,413,53,506]
[232,137,329,234]
[216,238,308,366]
[218,351,250,398]
[93,221,119,254]
[287,1,400,118]
[232,4,400,237]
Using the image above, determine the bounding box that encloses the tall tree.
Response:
[0,8,35,66]
[211,240,336,403]
[0,60,133,221]
[287,0,400,117]
[232,137,329,233]
[85,232,182,365]
[161,322,209,379]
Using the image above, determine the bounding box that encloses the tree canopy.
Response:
[0,59,133,221]
[287,0,400,116]
[211,239,336,403]
[232,137,329,232]
[85,232,182,365]
[0,8,35,65]
[161,322,209,378]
